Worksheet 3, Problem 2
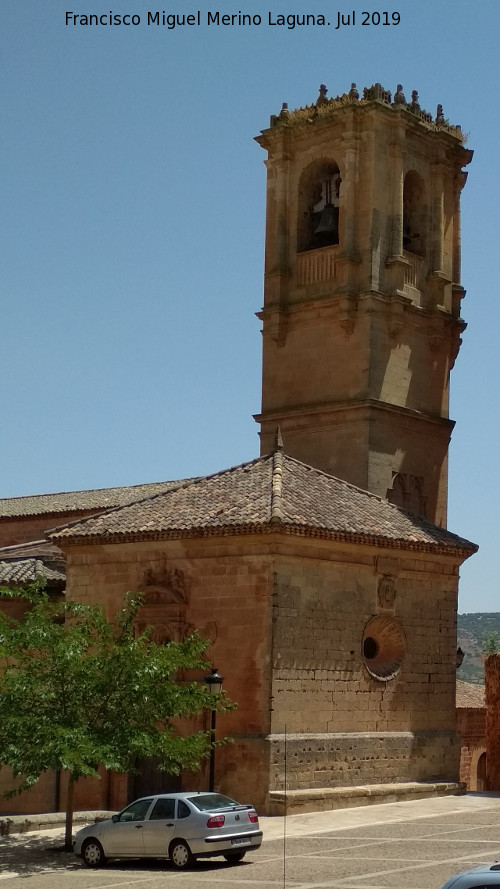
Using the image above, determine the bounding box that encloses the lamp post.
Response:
[204,668,223,792]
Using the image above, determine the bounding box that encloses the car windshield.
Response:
[187,793,240,812]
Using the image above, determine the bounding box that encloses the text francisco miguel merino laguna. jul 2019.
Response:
[65,10,402,29]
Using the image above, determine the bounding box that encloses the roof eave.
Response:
[50,521,478,558]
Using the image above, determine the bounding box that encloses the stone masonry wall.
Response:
[269,539,461,790]
[267,731,458,791]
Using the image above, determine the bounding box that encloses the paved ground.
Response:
[2,793,500,888]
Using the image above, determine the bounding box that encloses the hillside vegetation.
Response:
[457,612,500,685]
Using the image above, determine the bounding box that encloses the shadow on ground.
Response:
[0,834,81,876]
[0,834,253,878]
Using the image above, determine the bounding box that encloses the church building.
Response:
[0,82,476,816]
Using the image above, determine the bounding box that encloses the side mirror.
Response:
[112,814,119,823]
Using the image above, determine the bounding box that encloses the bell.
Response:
[314,203,338,236]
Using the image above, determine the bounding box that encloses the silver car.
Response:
[440,865,500,889]
[73,791,263,869]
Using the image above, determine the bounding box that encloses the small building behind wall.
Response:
[456,680,486,791]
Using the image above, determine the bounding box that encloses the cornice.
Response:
[52,520,477,559]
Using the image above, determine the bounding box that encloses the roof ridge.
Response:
[270,449,284,523]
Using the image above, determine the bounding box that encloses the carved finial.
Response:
[279,102,289,118]
[394,84,406,105]
[275,426,284,452]
[317,83,328,105]
[411,90,420,111]
[348,82,359,100]
[436,103,445,124]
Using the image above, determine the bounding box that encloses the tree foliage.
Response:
[0,583,231,846]
[482,631,500,656]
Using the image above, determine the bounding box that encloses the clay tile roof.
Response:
[456,680,485,708]
[0,539,66,587]
[0,479,192,519]
[49,453,477,555]
[0,557,65,586]
[0,539,64,563]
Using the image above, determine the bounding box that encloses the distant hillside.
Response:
[457,612,500,685]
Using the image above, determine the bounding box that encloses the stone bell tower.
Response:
[255,82,472,527]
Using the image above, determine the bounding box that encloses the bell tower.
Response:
[255,83,472,527]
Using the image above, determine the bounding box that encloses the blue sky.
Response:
[2,0,499,611]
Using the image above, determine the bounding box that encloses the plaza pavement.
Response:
[2,792,500,888]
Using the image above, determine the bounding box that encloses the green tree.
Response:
[482,631,500,655]
[0,584,231,850]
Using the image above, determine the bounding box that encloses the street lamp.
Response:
[204,668,223,792]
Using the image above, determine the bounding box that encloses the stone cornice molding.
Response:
[53,521,477,558]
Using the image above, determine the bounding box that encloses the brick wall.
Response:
[0,767,57,816]
[0,511,99,547]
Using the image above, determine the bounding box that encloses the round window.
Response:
[362,615,406,681]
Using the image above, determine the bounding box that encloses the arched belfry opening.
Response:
[387,473,427,519]
[297,160,341,252]
[403,170,427,256]
[387,472,407,510]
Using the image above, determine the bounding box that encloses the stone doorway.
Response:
[130,758,182,801]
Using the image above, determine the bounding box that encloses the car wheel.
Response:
[169,839,194,870]
[81,838,107,868]
[223,851,246,863]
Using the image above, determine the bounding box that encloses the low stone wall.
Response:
[0,810,112,837]
[267,781,465,815]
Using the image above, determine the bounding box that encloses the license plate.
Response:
[231,838,251,846]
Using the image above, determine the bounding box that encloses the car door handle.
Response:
[134,824,143,829]
[165,823,174,827]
